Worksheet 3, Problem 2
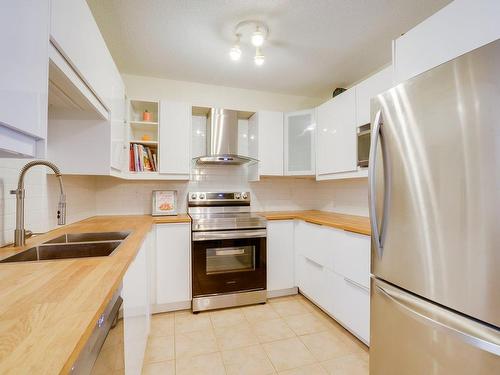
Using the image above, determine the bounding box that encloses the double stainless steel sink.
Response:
[0,231,130,263]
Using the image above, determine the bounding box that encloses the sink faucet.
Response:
[10,160,66,247]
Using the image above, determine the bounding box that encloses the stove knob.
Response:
[199,193,205,199]
[235,193,241,199]
[191,193,197,200]
[241,192,248,200]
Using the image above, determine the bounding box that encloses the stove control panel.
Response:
[188,191,250,205]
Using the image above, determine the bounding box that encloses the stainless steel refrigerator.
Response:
[369,39,500,374]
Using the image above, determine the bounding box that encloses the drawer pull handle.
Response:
[344,277,369,293]
[305,256,324,269]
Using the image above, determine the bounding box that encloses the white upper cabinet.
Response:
[316,89,357,178]
[110,78,126,172]
[284,110,315,175]
[248,111,284,181]
[50,0,117,110]
[0,0,50,156]
[393,0,500,83]
[355,66,393,126]
[159,100,191,179]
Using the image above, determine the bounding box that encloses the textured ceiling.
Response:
[87,0,451,98]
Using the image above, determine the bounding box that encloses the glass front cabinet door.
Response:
[284,109,316,175]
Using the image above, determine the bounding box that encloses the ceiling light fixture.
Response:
[229,20,269,65]
[251,26,265,47]
[229,34,242,61]
[254,48,265,66]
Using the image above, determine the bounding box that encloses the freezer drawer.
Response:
[370,279,500,375]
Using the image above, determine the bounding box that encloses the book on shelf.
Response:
[130,143,157,172]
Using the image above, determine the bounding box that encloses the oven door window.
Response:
[206,246,255,274]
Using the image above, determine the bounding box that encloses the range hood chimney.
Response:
[193,108,258,165]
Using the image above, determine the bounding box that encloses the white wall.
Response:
[123,74,324,112]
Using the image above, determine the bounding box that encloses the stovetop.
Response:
[187,191,266,231]
[189,212,267,231]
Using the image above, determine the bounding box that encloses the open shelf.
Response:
[127,99,160,173]
[130,140,158,146]
[129,100,159,123]
[129,101,159,142]
[130,120,158,125]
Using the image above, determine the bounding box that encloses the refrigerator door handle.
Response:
[368,109,389,259]
[376,281,500,356]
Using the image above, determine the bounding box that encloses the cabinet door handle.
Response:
[305,256,324,269]
[344,276,369,293]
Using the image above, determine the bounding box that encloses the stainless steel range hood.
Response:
[193,108,258,165]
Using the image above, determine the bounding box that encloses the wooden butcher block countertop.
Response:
[0,214,190,375]
[258,210,371,236]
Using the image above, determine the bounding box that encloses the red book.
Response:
[129,144,134,171]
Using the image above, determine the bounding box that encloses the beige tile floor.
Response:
[142,294,369,375]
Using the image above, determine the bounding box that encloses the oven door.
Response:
[192,229,266,297]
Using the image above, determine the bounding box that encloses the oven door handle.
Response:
[192,229,267,241]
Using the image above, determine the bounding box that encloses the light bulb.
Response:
[251,27,265,47]
[254,48,265,66]
[229,44,241,61]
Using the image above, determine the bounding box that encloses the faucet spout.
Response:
[12,160,67,247]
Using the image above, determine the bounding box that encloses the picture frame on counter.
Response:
[152,190,178,216]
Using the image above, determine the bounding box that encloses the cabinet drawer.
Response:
[297,254,328,310]
[324,268,344,319]
[338,276,370,344]
[330,229,370,288]
[295,221,330,267]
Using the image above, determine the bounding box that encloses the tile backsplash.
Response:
[0,159,96,246]
[1,162,368,246]
[97,165,369,216]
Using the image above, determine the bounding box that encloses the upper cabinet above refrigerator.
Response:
[393,0,500,83]
[355,66,393,126]
[284,109,316,176]
[0,0,50,157]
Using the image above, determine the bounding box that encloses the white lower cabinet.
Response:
[294,220,371,344]
[295,220,330,267]
[338,275,370,343]
[267,220,296,296]
[329,228,371,288]
[324,268,344,319]
[122,235,152,375]
[154,223,191,311]
[301,256,328,310]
